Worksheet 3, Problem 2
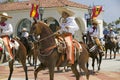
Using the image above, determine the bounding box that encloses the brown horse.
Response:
[30,20,89,80]
[20,36,38,69]
[0,37,28,80]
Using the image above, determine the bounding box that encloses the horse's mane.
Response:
[37,21,56,51]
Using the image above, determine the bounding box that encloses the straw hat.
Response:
[92,19,99,25]
[57,7,75,16]
[0,12,12,18]
[110,27,113,30]
[22,28,27,31]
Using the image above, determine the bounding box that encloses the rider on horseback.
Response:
[0,12,14,60]
[107,27,117,44]
[57,7,79,65]
[87,19,104,55]
[21,28,29,39]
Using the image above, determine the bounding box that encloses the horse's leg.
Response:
[95,56,99,71]
[8,60,14,80]
[98,52,102,71]
[48,64,55,80]
[71,63,80,80]
[92,58,95,72]
[113,48,116,59]
[27,54,33,66]
[86,62,89,70]
[33,52,36,69]
[105,49,107,59]
[34,63,46,80]
[79,62,89,80]
[110,50,112,59]
[21,58,28,80]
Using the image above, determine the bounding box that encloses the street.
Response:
[0,53,120,80]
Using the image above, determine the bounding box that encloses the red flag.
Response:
[30,4,39,19]
[91,6,102,19]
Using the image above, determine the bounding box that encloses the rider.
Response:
[57,7,79,65]
[103,27,109,39]
[0,12,14,60]
[21,28,29,39]
[107,27,117,44]
[87,19,104,55]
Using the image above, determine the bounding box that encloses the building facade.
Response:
[0,0,103,41]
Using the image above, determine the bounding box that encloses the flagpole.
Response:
[39,0,44,21]
[88,6,92,27]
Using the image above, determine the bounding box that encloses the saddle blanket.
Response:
[9,39,19,50]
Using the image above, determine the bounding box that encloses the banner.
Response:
[91,6,102,19]
[30,4,39,19]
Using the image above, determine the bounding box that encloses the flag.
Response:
[91,6,102,19]
[30,4,39,19]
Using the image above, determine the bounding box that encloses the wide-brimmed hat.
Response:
[110,27,113,30]
[57,7,75,17]
[0,12,12,18]
[92,19,100,25]
[22,28,27,31]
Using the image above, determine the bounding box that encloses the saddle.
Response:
[0,38,9,64]
[55,35,82,66]
[0,37,20,64]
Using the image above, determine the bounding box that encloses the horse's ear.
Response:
[33,18,37,23]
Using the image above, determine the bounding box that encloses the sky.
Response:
[71,0,120,23]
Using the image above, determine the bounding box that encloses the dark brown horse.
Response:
[20,36,38,69]
[104,35,117,59]
[83,33,103,72]
[30,20,89,80]
[0,37,28,80]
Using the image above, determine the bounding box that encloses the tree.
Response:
[8,0,15,2]
[115,18,120,25]
[103,20,107,27]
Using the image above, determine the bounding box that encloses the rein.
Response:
[38,30,60,42]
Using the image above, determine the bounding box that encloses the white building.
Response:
[0,0,103,41]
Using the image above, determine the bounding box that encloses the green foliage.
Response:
[103,20,107,27]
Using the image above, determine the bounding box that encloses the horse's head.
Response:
[30,18,42,36]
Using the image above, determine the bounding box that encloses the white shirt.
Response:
[21,31,29,38]
[108,31,116,37]
[87,26,99,37]
[0,22,13,36]
[60,17,79,35]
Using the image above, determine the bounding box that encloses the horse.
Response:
[104,35,117,59]
[30,19,89,80]
[0,37,28,80]
[83,32,103,72]
[19,35,38,69]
